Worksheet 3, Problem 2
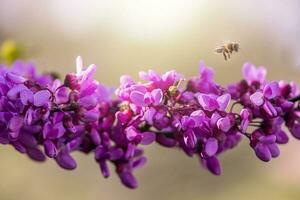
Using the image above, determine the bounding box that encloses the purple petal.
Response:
[217,93,231,111]
[183,129,197,149]
[0,135,9,144]
[80,81,98,98]
[9,131,20,140]
[99,160,110,178]
[240,109,250,133]
[144,107,156,125]
[199,61,214,81]
[263,81,280,100]
[143,92,152,105]
[20,89,33,105]
[78,96,97,109]
[275,130,289,144]
[9,116,23,132]
[27,147,46,162]
[80,64,96,82]
[119,171,138,189]
[33,90,51,107]
[125,143,135,159]
[190,110,206,126]
[64,73,79,90]
[116,110,131,124]
[20,133,38,148]
[132,156,147,169]
[162,70,180,88]
[205,156,222,175]
[197,94,218,111]
[263,101,277,118]
[42,122,52,139]
[242,63,255,83]
[290,123,300,139]
[42,122,65,139]
[0,111,12,122]
[109,148,124,160]
[55,86,70,104]
[81,108,99,122]
[130,91,146,107]
[151,89,163,105]
[250,91,264,106]
[267,143,280,158]
[140,132,156,145]
[66,138,82,152]
[95,146,107,160]
[259,135,276,144]
[240,108,250,120]
[205,137,218,157]
[120,75,134,87]
[242,63,266,84]
[6,72,26,83]
[43,140,57,158]
[217,116,232,132]
[7,84,27,100]
[210,112,221,127]
[53,112,64,124]
[156,134,177,147]
[256,67,267,83]
[125,126,139,141]
[90,128,101,146]
[56,152,77,170]
[0,82,9,96]
[181,116,196,130]
[133,148,144,157]
[254,143,271,162]
[12,141,27,153]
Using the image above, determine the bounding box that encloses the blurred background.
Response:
[0,0,300,199]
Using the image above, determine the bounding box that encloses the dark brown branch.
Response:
[288,94,300,103]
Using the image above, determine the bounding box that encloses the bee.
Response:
[215,41,239,61]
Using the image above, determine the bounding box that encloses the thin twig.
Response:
[288,94,300,102]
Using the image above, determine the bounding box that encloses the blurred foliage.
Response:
[0,39,25,64]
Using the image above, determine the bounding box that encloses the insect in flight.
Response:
[215,41,240,61]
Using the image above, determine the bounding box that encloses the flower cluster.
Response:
[0,58,300,189]
[228,63,299,161]
[116,62,242,175]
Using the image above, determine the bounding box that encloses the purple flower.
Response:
[125,126,156,145]
[242,62,266,84]
[252,134,280,162]
[130,88,163,107]
[1,57,300,190]
[183,129,197,149]
[33,90,51,107]
[204,137,218,157]
[56,152,77,170]
[240,109,250,133]
[197,93,231,112]
[290,123,300,139]
[201,156,221,175]
[188,61,220,94]
[249,82,280,117]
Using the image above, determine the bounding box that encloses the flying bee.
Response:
[215,41,239,61]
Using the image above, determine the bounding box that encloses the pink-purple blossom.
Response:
[0,57,300,189]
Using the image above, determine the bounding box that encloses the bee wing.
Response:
[214,47,223,53]
[235,44,240,52]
